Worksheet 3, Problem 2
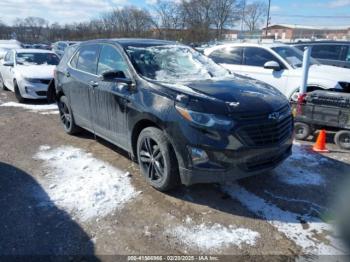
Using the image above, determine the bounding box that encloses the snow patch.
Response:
[39,110,59,115]
[0,101,58,113]
[166,216,260,251]
[222,183,345,255]
[34,145,138,221]
[275,145,326,186]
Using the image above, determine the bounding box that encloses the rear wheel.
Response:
[58,96,79,135]
[0,73,8,91]
[294,122,311,140]
[137,127,179,191]
[334,130,350,150]
[14,80,25,103]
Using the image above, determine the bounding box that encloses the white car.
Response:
[204,43,350,100]
[0,49,59,102]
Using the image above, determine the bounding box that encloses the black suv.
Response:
[293,41,350,69]
[54,39,293,191]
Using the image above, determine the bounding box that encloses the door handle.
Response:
[89,81,99,88]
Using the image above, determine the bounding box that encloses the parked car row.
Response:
[1,38,350,191]
[204,43,350,101]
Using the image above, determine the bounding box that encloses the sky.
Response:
[0,0,350,28]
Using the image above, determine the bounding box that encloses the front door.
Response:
[2,51,15,90]
[90,44,131,149]
[241,47,288,94]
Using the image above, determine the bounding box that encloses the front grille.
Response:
[237,114,293,147]
[237,104,291,121]
[36,91,47,96]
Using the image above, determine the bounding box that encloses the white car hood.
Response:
[296,64,350,83]
[15,65,55,79]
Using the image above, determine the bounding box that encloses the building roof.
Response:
[263,24,350,30]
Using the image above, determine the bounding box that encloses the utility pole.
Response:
[265,0,271,36]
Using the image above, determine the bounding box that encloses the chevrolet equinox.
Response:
[54,39,293,191]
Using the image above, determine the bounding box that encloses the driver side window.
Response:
[97,45,129,77]
[4,51,13,63]
[243,47,281,68]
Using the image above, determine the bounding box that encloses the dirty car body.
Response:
[55,39,293,191]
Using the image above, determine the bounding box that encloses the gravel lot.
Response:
[0,90,349,260]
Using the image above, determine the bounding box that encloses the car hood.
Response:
[15,65,56,79]
[296,64,350,82]
[156,75,288,113]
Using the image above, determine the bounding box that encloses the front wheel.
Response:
[137,127,179,191]
[14,81,25,103]
[0,73,8,91]
[334,130,350,150]
[58,96,79,135]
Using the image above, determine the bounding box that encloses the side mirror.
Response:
[101,70,126,80]
[100,70,134,88]
[3,61,14,67]
[264,61,281,71]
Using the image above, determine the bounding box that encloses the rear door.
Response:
[67,44,100,131]
[240,47,288,92]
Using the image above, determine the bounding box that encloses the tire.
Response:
[334,130,350,150]
[294,122,311,140]
[137,127,179,191]
[14,80,25,103]
[58,96,79,135]
[0,73,8,91]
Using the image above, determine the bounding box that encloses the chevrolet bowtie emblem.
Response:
[268,112,280,120]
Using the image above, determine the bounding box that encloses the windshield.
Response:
[125,45,229,82]
[272,46,319,68]
[16,52,59,66]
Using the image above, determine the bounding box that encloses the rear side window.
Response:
[97,45,129,76]
[311,45,343,60]
[209,47,243,64]
[76,45,100,75]
[243,47,280,67]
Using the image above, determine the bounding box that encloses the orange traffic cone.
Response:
[313,129,329,153]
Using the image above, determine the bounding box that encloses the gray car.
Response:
[293,41,350,69]
[52,41,80,58]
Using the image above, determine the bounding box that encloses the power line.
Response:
[272,14,350,19]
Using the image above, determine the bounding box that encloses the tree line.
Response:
[0,0,267,44]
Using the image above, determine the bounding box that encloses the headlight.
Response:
[176,105,233,128]
[24,78,41,83]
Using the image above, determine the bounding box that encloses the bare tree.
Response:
[243,1,266,31]
[152,0,183,39]
[180,0,214,43]
[23,17,49,41]
[210,0,241,39]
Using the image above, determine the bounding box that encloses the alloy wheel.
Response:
[139,137,165,182]
[59,101,72,131]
